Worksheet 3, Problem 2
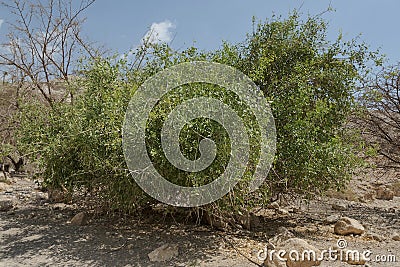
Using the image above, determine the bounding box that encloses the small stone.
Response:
[0,182,10,192]
[392,233,400,241]
[5,188,13,194]
[324,214,340,225]
[148,244,179,262]
[278,208,290,215]
[343,249,367,265]
[70,211,88,226]
[332,203,347,211]
[264,238,322,267]
[277,226,293,235]
[53,203,67,210]
[334,217,365,236]
[387,207,396,213]
[391,183,400,197]
[263,256,286,267]
[269,227,295,246]
[35,193,49,202]
[6,210,15,215]
[235,211,251,230]
[364,233,383,242]
[375,186,394,200]
[267,202,280,210]
[0,200,13,212]
[360,191,376,203]
[48,187,69,203]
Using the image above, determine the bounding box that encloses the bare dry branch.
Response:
[357,64,400,168]
[0,0,96,106]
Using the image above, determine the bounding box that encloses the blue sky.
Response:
[0,1,399,64]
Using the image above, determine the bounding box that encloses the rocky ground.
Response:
[0,166,399,267]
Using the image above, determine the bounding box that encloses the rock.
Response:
[375,186,394,200]
[269,227,295,246]
[35,193,47,202]
[391,183,400,197]
[343,249,367,265]
[48,186,69,203]
[291,206,301,213]
[388,207,396,213]
[277,208,290,215]
[0,182,10,192]
[267,202,280,210]
[53,203,67,210]
[4,187,13,194]
[334,217,365,236]
[392,233,400,241]
[0,200,13,212]
[324,214,340,225]
[70,211,88,226]
[264,238,321,267]
[263,256,287,267]
[332,203,347,211]
[364,233,383,242]
[360,191,375,203]
[346,259,367,265]
[148,244,179,262]
[235,211,251,230]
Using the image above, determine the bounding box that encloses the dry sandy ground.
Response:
[0,167,399,267]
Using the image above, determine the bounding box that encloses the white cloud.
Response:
[0,19,4,29]
[143,20,175,45]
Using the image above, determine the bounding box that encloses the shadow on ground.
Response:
[0,205,228,267]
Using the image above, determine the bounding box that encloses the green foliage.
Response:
[211,12,369,196]
[17,11,376,215]
[144,81,264,211]
[18,57,149,210]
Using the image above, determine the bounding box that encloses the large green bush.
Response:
[223,13,368,196]
[18,13,376,215]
